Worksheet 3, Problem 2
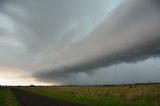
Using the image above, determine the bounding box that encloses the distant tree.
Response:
[30,84,34,87]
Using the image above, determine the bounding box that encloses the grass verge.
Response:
[0,87,18,106]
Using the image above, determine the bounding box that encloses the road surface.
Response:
[11,88,82,106]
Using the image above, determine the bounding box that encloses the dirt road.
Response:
[11,88,82,106]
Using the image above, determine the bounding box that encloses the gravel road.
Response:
[11,88,82,106]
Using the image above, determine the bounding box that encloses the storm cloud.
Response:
[34,0,160,81]
[0,0,160,85]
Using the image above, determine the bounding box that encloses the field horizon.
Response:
[1,83,160,106]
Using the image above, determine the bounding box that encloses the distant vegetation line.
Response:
[1,82,159,87]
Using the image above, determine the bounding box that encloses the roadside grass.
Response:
[19,84,160,106]
[0,87,18,106]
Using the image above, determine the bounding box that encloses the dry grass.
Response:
[19,84,160,106]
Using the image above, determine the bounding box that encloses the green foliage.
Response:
[19,84,160,106]
[0,87,18,106]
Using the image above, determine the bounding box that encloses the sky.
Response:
[0,0,160,85]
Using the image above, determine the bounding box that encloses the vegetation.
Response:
[19,84,160,106]
[0,87,18,106]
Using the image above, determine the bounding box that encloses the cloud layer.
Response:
[34,0,160,81]
[0,0,160,84]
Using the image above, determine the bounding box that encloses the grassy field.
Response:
[19,84,160,106]
[0,87,18,106]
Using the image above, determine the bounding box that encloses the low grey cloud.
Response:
[0,0,160,85]
[34,0,160,82]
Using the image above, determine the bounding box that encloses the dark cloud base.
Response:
[34,0,160,84]
[0,0,160,85]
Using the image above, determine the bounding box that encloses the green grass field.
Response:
[0,87,18,106]
[19,84,160,106]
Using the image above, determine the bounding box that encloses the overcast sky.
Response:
[0,0,160,85]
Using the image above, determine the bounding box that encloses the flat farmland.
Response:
[17,84,160,106]
[0,87,82,106]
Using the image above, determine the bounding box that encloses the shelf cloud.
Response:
[0,0,160,85]
[34,0,160,82]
